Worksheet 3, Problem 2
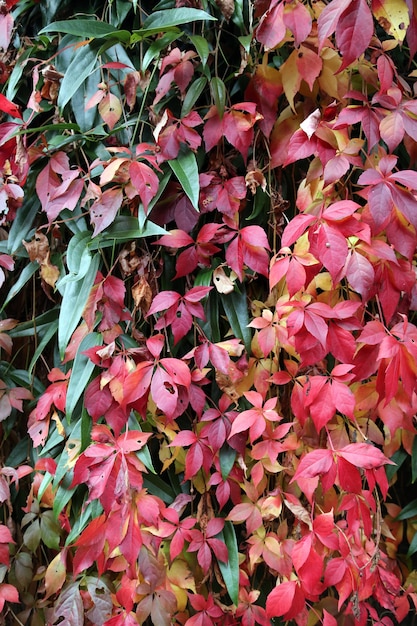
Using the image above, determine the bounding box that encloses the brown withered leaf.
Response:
[40,252,60,288]
[213,266,235,294]
[22,231,49,263]
[216,0,235,21]
[132,276,153,315]
[118,242,142,277]
[245,162,267,194]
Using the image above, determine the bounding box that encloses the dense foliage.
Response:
[1,0,417,624]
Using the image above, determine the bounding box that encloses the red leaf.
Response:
[335,0,374,71]
[0,93,22,119]
[256,1,286,50]
[317,0,352,48]
[147,291,180,316]
[0,583,19,611]
[129,160,159,213]
[283,0,312,47]
[36,152,83,222]
[293,448,334,481]
[337,443,393,469]
[266,580,305,620]
[90,187,123,237]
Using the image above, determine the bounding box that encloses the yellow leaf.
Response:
[98,92,122,131]
[44,550,67,599]
[40,254,60,288]
[372,0,409,42]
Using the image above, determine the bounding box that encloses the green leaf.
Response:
[53,477,77,520]
[412,436,417,483]
[69,70,101,132]
[386,448,407,482]
[181,76,207,117]
[188,34,210,67]
[129,413,156,474]
[219,444,237,480]
[39,19,129,40]
[142,31,181,72]
[28,317,59,375]
[58,253,100,359]
[143,474,175,504]
[40,510,62,550]
[141,8,216,31]
[88,216,167,250]
[220,287,252,352]
[1,262,38,313]
[217,521,239,605]
[57,231,93,288]
[407,530,417,558]
[58,45,99,110]
[169,149,200,210]
[66,333,103,422]
[396,498,417,520]
[210,77,226,118]
[8,194,40,254]
[66,500,103,546]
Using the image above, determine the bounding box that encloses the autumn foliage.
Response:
[1,0,417,624]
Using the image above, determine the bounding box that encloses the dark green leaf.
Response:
[58,253,100,358]
[395,498,417,520]
[188,34,210,67]
[169,150,200,209]
[58,45,99,110]
[220,287,251,352]
[210,77,226,118]
[66,333,103,422]
[39,19,128,40]
[217,521,239,605]
[181,76,207,117]
[219,444,237,480]
[141,8,216,31]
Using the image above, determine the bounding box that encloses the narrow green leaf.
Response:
[81,408,92,453]
[8,194,40,254]
[128,413,156,474]
[217,521,239,605]
[66,500,103,546]
[386,448,407,482]
[412,436,417,483]
[141,8,216,31]
[407,531,417,558]
[181,76,207,117]
[9,309,59,338]
[69,70,100,133]
[143,474,175,504]
[53,480,77,520]
[57,231,93,289]
[58,253,100,359]
[142,31,181,72]
[88,215,167,250]
[210,77,226,118]
[220,287,252,352]
[39,19,127,39]
[1,262,37,312]
[188,34,210,67]
[28,318,58,375]
[169,150,200,209]
[58,46,99,110]
[396,498,417,520]
[66,333,102,422]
